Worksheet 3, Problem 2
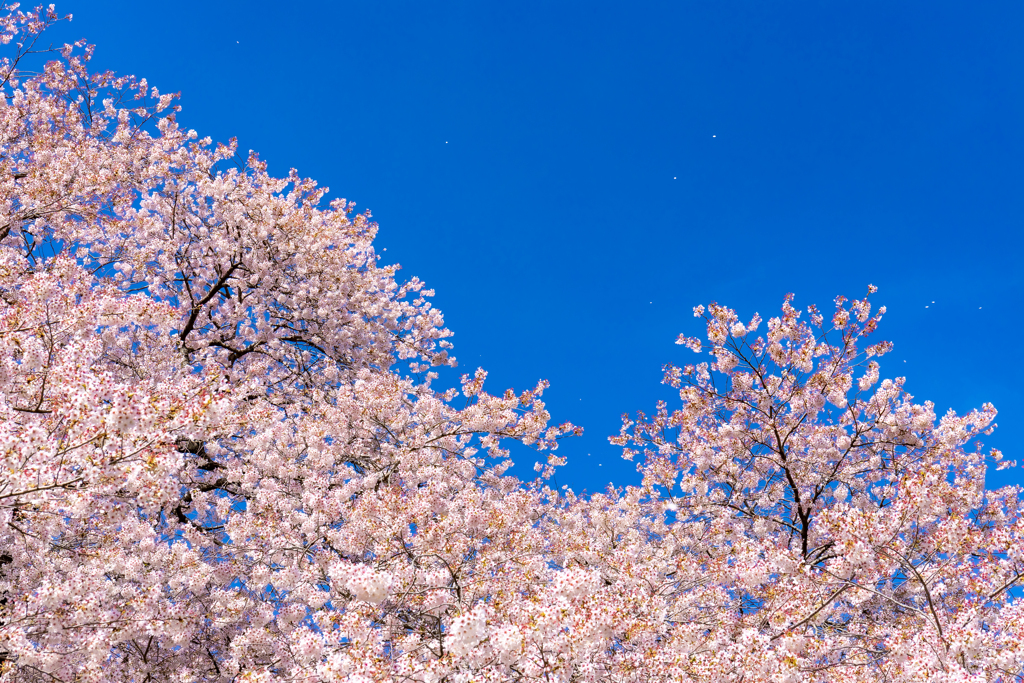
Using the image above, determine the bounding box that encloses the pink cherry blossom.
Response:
[0,7,1020,683]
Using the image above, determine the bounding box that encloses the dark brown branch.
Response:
[178,261,241,342]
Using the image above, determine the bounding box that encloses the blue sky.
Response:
[55,1,1022,495]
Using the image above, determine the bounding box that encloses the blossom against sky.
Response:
[55,0,1023,494]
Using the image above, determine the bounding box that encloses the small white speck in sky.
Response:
[445,141,448,144]
[713,135,716,138]
[673,176,677,179]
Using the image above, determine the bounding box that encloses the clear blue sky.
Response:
[55,1,1023,495]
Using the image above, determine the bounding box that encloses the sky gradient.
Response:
[54,1,1023,495]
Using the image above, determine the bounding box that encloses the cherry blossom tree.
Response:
[0,6,1021,683]
[606,292,1024,681]
[0,7,576,681]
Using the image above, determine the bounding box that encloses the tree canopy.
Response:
[0,7,1021,682]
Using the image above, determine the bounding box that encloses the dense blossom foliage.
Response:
[0,6,1021,682]
[608,293,1023,682]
